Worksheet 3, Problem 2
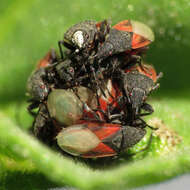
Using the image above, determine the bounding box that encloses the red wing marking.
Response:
[99,97,108,112]
[131,33,151,49]
[82,142,116,158]
[79,122,121,140]
[113,20,132,32]
[88,123,120,140]
[37,51,52,69]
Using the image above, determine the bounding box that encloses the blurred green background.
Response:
[1,0,190,190]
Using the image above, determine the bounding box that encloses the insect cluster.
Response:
[27,20,162,158]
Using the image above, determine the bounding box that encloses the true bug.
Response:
[26,50,59,115]
[113,64,162,124]
[27,50,56,100]
[56,121,146,158]
[95,20,154,61]
[124,64,162,115]
[59,20,110,59]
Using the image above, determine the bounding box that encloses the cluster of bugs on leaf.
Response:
[27,19,162,159]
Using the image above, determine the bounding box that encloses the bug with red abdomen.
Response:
[113,64,162,122]
[95,20,154,61]
[56,121,146,158]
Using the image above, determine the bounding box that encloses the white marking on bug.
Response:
[75,49,79,53]
[72,31,84,48]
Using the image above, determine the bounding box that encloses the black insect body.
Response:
[60,20,110,59]
[33,103,56,144]
[124,71,156,112]
[56,121,146,158]
[95,28,132,61]
[119,125,146,151]
[26,67,52,117]
[27,68,50,102]
[112,70,158,127]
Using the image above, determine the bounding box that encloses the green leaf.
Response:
[1,0,190,189]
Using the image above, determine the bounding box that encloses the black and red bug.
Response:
[56,121,146,158]
[59,20,110,59]
[113,64,162,124]
[95,20,154,61]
